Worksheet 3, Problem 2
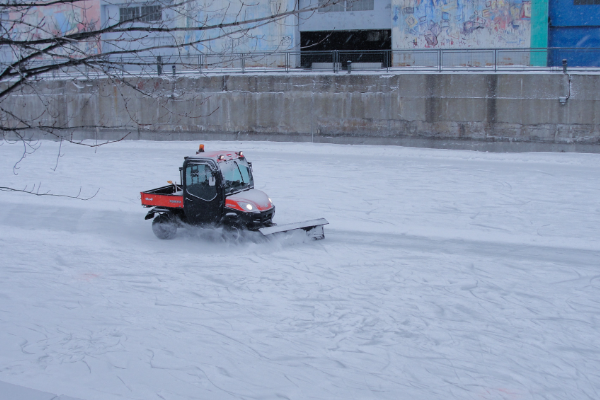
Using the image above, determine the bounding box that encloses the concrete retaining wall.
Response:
[6,72,600,152]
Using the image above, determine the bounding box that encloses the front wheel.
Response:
[152,213,177,240]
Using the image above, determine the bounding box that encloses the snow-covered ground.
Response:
[1,140,599,400]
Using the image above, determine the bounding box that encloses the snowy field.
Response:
[1,140,599,400]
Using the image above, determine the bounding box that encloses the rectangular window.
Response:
[318,0,374,12]
[346,0,374,11]
[141,5,161,22]
[119,5,161,23]
[119,7,140,23]
[318,0,344,12]
[574,0,600,4]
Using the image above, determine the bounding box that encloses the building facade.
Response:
[5,0,600,65]
[101,0,298,57]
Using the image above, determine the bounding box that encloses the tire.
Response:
[152,213,177,240]
[221,223,242,240]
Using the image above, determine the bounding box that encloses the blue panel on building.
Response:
[548,0,600,66]
[549,28,600,66]
[549,0,600,27]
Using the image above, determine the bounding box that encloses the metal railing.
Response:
[4,48,600,78]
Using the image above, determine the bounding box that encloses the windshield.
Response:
[221,159,254,195]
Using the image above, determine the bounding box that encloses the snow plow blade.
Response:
[259,218,329,240]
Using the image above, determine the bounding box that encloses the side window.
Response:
[237,162,251,184]
[185,164,217,201]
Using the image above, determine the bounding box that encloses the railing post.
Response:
[494,49,497,72]
[157,55,162,76]
[333,50,338,73]
[286,52,289,73]
[438,49,442,72]
[241,53,245,73]
[386,50,390,72]
[347,60,352,74]
[198,54,202,73]
[172,64,176,77]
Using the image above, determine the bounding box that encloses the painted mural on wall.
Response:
[180,0,297,55]
[391,0,531,48]
[9,1,101,58]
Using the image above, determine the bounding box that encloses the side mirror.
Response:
[208,173,216,186]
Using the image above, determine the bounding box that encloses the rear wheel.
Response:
[152,213,177,240]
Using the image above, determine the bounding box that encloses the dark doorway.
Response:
[300,30,392,69]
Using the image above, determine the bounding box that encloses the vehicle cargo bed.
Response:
[141,185,183,208]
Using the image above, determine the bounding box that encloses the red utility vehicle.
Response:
[141,145,328,240]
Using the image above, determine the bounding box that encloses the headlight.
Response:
[238,201,254,211]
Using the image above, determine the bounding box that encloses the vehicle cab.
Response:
[180,147,275,229]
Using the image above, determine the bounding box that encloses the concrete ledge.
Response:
[311,62,341,71]
[350,62,383,70]
[4,73,600,153]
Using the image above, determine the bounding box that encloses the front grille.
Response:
[253,208,274,224]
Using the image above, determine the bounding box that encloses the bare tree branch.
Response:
[0,0,342,197]
[0,185,100,200]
